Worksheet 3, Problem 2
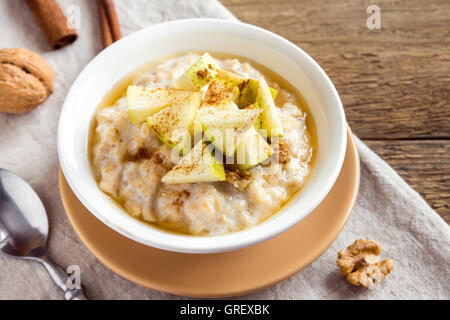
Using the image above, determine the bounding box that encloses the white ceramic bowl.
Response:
[58,18,347,254]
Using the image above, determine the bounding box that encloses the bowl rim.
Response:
[57,18,347,253]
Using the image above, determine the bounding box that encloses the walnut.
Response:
[337,239,394,289]
[0,48,54,114]
[225,170,251,190]
[278,149,290,164]
[276,140,290,164]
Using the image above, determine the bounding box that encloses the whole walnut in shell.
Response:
[0,48,54,114]
[337,239,394,289]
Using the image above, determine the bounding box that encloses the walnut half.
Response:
[276,140,290,164]
[337,239,394,289]
[225,170,251,190]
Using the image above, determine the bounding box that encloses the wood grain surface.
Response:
[221,0,450,223]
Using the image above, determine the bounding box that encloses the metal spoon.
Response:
[0,168,87,300]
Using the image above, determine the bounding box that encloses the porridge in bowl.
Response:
[90,53,315,236]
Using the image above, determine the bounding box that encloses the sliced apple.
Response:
[162,141,226,184]
[239,79,278,107]
[126,85,198,123]
[203,100,239,111]
[202,80,240,106]
[147,92,201,155]
[236,127,273,171]
[216,69,246,87]
[239,79,259,107]
[176,53,220,90]
[195,80,240,135]
[217,69,278,98]
[199,108,262,157]
[193,100,239,136]
[245,102,261,130]
[256,75,284,138]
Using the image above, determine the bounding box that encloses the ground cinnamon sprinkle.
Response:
[172,190,190,207]
[203,81,233,104]
[151,149,164,165]
[173,162,197,176]
[196,69,207,79]
[123,147,152,162]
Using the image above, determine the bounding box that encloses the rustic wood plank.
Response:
[221,0,450,140]
[365,140,450,224]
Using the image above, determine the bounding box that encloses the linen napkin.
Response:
[0,0,448,300]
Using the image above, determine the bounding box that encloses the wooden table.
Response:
[222,0,450,223]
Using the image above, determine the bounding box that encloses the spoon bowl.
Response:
[0,168,87,300]
[0,169,48,258]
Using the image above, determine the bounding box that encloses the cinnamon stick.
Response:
[100,0,122,42]
[25,0,78,49]
[97,0,113,48]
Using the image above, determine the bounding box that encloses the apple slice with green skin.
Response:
[236,126,273,171]
[256,75,284,138]
[176,53,220,90]
[217,69,278,98]
[216,69,278,107]
[162,141,226,184]
[239,79,278,107]
[239,79,258,107]
[147,92,201,155]
[199,108,262,157]
[270,87,278,100]
[126,85,198,123]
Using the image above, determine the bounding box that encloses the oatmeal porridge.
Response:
[90,52,315,236]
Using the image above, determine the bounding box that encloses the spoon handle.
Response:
[39,255,88,300]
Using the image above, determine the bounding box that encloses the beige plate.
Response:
[59,127,359,298]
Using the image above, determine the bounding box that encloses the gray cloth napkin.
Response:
[0,0,448,300]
